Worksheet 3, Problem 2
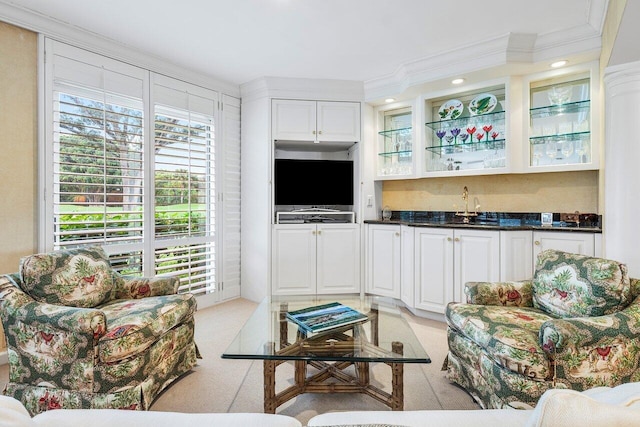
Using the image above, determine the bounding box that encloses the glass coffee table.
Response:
[222,294,431,413]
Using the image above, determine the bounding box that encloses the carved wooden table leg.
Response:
[264,342,277,413]
[391,341,404,411]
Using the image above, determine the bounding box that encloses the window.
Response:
[43,40,239,300]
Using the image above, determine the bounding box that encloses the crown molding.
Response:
[241,76,364,103]
[0,1,240,97]
[364,19,603,102]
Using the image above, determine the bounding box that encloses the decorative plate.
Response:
[469,93,497,115]
[438,99,464,120]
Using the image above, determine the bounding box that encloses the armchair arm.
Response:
[113,274,180,299]
[539,295,640,389]
[539,297,640,353]
[0,274,106,340]
[464,280,534,307]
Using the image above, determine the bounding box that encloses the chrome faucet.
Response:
[455,186,479,223]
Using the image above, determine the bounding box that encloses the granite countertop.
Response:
[365,211,602,233]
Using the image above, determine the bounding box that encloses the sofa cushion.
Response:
[525,383,640,427]
[532,250,631,318]
[98,293,197,363]
[20,246,115,308]
[446,302,554,380]
[0,395,37,427]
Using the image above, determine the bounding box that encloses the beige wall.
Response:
[0,22,38,351]
[381,171,599,213]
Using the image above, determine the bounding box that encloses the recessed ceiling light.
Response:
[451,78,465,85]
[550,60,568,68]
[384,98,396,103]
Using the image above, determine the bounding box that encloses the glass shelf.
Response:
[378,126,412,137]
[425,110,505,129]
[426,138,505,154]
[379,150,413,157]
[530,131,590,144]
[530,100,590,119]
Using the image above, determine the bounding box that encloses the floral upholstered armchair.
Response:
[445,249,640,409]
[0,246,199,415]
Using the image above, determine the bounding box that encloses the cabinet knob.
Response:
[454,237,460,242]
[534,241,540,245]
[395,232,400,236]
[312,230,316,235]
[312,130,316,135]
[318,130,323,135]
[447,237,452,242]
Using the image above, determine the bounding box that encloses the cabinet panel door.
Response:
[316,224,360,294]
[366,224,400,298]
[454,229,500,302]
[317,101,360,142]
[272,225,316,295]
[400,225,415,306]
[532,231,595,262]
[500,230,533,281]
[272,99,316,141]
[414,228,454,314]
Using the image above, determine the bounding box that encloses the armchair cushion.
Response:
[98,293,196,363]
[532,250,631,318]
[19,246,116,308]
[446,303,554,381]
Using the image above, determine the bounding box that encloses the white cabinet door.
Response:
[500,230,533,281]
[414,228,454,314]
[317,101,360,142]
[272,99,360,143]
[532,231,595,264]
[316,224,360,294]
[272,99,316,141]
[400,225,415,307]
[272,225,317,295]
[453,229,500,302]
[366,224,401,298]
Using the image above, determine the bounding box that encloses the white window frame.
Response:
[40,38,238,306]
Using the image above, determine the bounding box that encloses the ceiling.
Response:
[1,0,610,100]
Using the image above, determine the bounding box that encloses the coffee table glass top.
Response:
[222,294,431,363]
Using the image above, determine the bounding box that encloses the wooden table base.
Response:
[263,340,404,413]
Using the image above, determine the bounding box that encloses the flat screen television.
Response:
[274,159,354,206]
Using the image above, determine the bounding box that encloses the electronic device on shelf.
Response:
[274,159,354,206]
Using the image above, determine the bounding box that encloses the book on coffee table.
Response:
[286,302,368,334]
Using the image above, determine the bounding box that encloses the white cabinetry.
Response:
[532,231,595,261]
[366,224,401,298]
[272,99,360,143]
[400,225,415,307]
[452,229,501,302]
[500,230,533,281]
[414,228,454,314]
[272,224,360,296]
[413,228,500,313]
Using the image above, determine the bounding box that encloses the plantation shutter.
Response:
[152,75,219,295]
[221,95,241,300]
[47,42,147,260]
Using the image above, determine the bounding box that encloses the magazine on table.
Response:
[286,302,368,334]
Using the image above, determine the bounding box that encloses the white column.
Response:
[604,61,640,277]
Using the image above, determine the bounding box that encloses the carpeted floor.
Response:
[0,297,480,425]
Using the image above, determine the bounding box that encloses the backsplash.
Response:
[381,171,599,213]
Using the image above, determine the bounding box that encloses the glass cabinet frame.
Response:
[421,81,509,176]
[374,102,417,180]
[523,61,600,172]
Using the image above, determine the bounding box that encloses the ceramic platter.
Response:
[438,99,464,120]
[469,93,497,115]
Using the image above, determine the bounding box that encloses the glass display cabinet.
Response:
[528,77,591,168]
[424,86,506,173]
[377,107,413,177]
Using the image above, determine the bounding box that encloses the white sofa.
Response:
[3,383,640,427]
